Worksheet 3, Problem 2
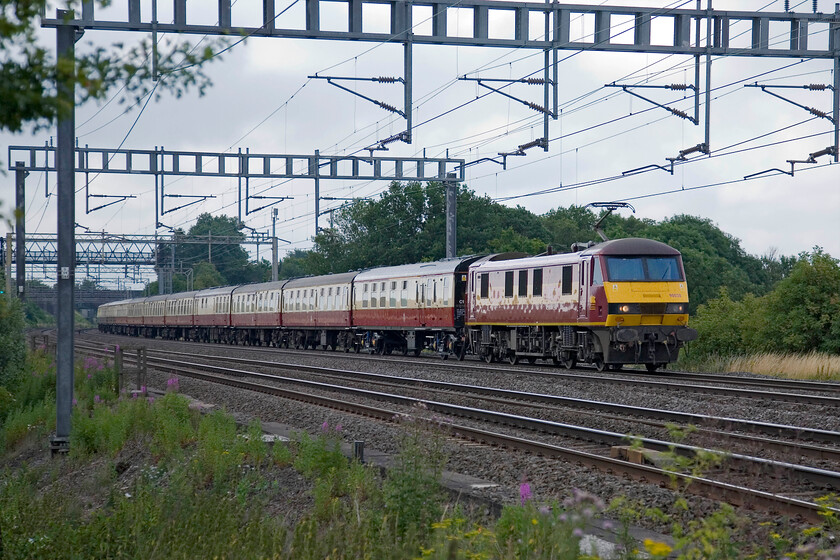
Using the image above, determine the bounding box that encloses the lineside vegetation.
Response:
[2,337,840,557]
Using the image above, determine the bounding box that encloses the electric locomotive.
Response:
[465,237,697,371]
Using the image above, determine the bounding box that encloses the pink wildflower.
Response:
[72,398,77,406]
[94,395,101,404]
[572,528,584,538]
[321,421,329,432]
[335,423,343,432]
[519,482,532,505]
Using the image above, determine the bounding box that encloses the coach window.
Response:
[518,270,528,297]
[371,283,377,308]
[362,284,369,308]
[533,268,543,297]
[480,273,489,299]
[443,277,450,305]
[400,281,408,307]
[505,271,514,298]
[380,282,386,308]
[561,266,573,295]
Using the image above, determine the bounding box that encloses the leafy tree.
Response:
[763,248,840,353]
[2,0,223,135]
[192,261,224,289]
[176,214,266,286]
[690,288,768,357]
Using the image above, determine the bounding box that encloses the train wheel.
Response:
[645,363,660,373]
[508,353,519,365]
[527,357,537,365]
[456,341,466,361]
[561,355,576,370]
[483,351,494,364]
[401,344,409,356]
[593,356,606,373]
[413,348,422,357]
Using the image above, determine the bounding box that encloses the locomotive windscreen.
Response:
[605,256,683,282]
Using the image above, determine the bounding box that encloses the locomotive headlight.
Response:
[666,303,686,314]
[609,303,640,314]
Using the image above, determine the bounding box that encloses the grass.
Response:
[3,349,840,558]
[678,350,840,380]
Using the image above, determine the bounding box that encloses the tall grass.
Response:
[725,351,840,380]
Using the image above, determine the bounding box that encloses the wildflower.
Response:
[166,378,180,392]
[115,344,120,352]
[124,492,132,498]
[643,539,673,557]
[531,518,538,525]
[72,398,77,406]
[87,374,92,380]
[335,423,342,432]
[140,385,146,394]
[321,421,329,432]
[538,505,551,515]
[94,395,101,404]
[131,392,138,399]
[147,397,155,404]
[572,528,584,538]
[519,481,532,505]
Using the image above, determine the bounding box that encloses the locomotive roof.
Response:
[582,237,681,256]
[283,272,359,289]
[471,238,680,272]
[354,256,483,282]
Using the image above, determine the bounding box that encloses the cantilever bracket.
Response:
[246,196,294,215]
[86,194,137,213]
[310,75,408,118]
[622,163,674,176]
[162,194,216,215]
[745,83,836,124]
[607,83,699,125]
[785,145,838,174]
[460,77,555,117]
[743,168,794,179]
[666,143,709,163]
[496,138,546,168]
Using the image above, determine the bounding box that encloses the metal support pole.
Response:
[314,149,320,234]
[543,0,550,150]
[404,0,413,143]
[15,162,27,300]
[5,233,12,297]
[704,0,713,151]
[271,207,278,282]
[445,176,457,258]
[52,9,77,455]
[833,4,839,161]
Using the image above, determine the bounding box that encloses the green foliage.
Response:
[688,288,768,358]
[670,504,743,559]
[0,296,26,387]
[1,0,225,135]
[763,248,840,353]
[496,500,590,559]
[150,392,197,457]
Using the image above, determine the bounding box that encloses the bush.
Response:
[0,297,26,387]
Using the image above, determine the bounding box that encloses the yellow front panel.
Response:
[603,281,690,328]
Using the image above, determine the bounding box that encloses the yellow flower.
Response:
[802,526,821,537]
[531,518,538,525]
[770,532,782,539]
[643,539,673,557]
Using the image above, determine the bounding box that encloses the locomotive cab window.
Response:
[605,256,683,282]
[518,270,528,297]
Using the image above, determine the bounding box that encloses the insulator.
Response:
[670,108,690,119]
[518,138,544,151]
[809,107,827,118]
[670,84,689,90]
[784,0,789,12]
[527,102,548,113]
[812,0,817,13]
[377,76,397,83]
[378,102,399,113]
[808,84,827,90]
[525,78,545,85]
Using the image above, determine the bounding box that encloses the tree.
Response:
[2,0,223,136]
[192,261,224,289]
[176,213,266,285]
[763,248,840,353]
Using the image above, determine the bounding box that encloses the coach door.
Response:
[577,258,590,321]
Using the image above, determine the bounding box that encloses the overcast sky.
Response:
[2,0,838,288]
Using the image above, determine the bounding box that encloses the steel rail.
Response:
[85,342,840,447]
[83,345,840,494]
[104,351,839,524]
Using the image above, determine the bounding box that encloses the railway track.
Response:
[73,339,840,523]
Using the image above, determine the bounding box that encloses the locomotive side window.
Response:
[480,273,489,299]
[518,270,528,297]
[504,271,514,298]
[592,260,604,286]
[533,268,543,296]
[561,266,573,295]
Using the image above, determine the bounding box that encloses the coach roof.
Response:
[354,256,482,282]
